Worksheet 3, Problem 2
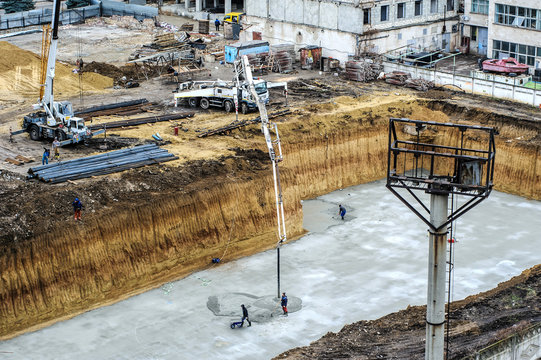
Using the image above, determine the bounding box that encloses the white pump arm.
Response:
[239,55,287,246]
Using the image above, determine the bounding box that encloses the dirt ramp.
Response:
[0,41,112,100]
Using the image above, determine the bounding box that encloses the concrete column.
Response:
[196,0,202,12]
[225,0,231,14]
[214,0,217,7]
[425,193,448,360]
[185,0,189,10]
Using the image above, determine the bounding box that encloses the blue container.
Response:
[224,40,270,63]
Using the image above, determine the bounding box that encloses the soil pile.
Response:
[83,61,139,84]
[0,41,113,100]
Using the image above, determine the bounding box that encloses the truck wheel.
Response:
[224,100,233,113]
[189,98,198,108]
[200,98,210,110]
[241,102,249,114]
[55,130,66,141]
[29,125,41,141]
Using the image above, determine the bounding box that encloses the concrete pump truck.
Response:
[12,0,103,145]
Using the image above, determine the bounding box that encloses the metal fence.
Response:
[0,1,157,31]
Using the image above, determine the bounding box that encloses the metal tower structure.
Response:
[386,118,496,360]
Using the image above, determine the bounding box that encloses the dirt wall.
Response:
[1,97,540,338]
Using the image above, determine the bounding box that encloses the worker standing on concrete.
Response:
[214,18,220,31]
[72,198,83,221]
[240,304,251,327]
[52,137,60,161]
[281,292,288,316]
[339,204,346,220]
[42,148,50,165]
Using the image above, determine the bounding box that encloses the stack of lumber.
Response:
[384,71,411,86]
[273,50,293,73]
[28,144,178,184]
[180,23,194,31]
[345,59,382,82]
[130,33,190,60]
[198,20,209,34]
[384,71,434,91]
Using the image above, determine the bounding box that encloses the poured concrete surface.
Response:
[1,180,540,359]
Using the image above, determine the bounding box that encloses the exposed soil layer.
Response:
[276,265,541,360]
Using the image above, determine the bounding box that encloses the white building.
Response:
[240,0,460,62]
[463,0,541,69]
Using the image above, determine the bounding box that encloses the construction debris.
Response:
[5,155,33,166]
[28,144,177,183]
[384,71,434,91]
[88,112,194,130]
[198,110,291,138]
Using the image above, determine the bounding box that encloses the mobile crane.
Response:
[12,0,103,145]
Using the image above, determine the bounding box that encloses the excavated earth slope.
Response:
[0,41,112,100]
[0,94,540,345]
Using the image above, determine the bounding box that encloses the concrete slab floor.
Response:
[1,179,540,359]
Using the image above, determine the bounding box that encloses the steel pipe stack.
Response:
[28,144,178,184]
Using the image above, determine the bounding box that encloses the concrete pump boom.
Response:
[236,55,288,298]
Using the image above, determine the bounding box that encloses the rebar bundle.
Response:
[28,144,177,184]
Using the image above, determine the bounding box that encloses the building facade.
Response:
[463,0,541,69]
[242,0,460,62]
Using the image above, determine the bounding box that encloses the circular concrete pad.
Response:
[207,292,302,323]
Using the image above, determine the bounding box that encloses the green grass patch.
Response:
[523,81,541,90]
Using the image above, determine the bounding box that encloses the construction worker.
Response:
[72,198,83,221]
[240,304,251,327]
[214,18,220,31]
[52,137,60,161]
[281,292,288,316]
[339,204,346,220]
[42,148,50,165]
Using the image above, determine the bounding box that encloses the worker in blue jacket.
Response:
[42,148,50,165]
[339,204,346,220]
[214,18,220,31]
[72,197,83,221]
[281,292,288,315]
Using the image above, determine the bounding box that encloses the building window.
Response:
[493,39,536,66]
[495,4,541,30]
[446,0,453,11]
[430,0,438,14]
[397,3,406,19]
[381,5,389,21]
[363,8,371,25]
[415,0,423,16]
[471,0,489,14]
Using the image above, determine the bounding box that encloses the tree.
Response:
[65,0,91,9]
[1,0,35,14]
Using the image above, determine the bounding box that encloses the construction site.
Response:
[0,0,541,359]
